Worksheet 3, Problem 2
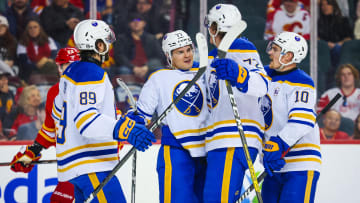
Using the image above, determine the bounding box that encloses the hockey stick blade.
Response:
[0,159,57,167]
[116,78,137,111]
[237,93,342,202]
[85,32,209,203]
[218,20,247,58]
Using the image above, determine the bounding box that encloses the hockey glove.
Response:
[125,109,147,125]
[262,136,290,177]
[10,142,43,173]
[211,58,249,89]
[113,115,156,152]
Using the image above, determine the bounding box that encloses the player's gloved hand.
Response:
[10,143,43,173]
[113,114,156,152]
[262,136,289,177]
[125,109,147,125]
[211,58,249,89]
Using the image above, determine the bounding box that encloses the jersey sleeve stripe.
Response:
[289,107,315,114]
[58,148,118,166]
[292,143,321,150]
[289,113,316,122]
[79,114,101,134]
[57,142,118,157]
[285,157,322,164]
[57,157,119,173]
[75,112,97,129]
[52,104,61,118]
[74,107,97,121]
[42,123,55,132]
[38,130,56,143]
[137,107,153,118]
[286,150,321,158]
[288,120,315,127]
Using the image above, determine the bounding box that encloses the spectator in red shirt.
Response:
[320,109,350,140]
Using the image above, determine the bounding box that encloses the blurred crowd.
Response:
[0,0,359,142]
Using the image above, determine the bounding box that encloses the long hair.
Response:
[19,19,49,46]
[319,0,343,17]
[0,27,17,59]
[335,64,360,87]
[354,114,360,139]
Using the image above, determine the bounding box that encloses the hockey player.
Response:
[203,4,266,202]
[48,19,155,202]
[10,47,80,202]
[136,30,208,203]
[213,32,320,203]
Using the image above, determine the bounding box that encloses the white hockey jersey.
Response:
[52,61,119,181]
[205,38,266,153]
[137,63,208,157]
[317,87,360,121]
[250,66,321,172]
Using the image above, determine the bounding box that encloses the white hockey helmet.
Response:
[271,31,308,64]
[204,4,246,34]
[162,30,193,65]
[74,19,115,55]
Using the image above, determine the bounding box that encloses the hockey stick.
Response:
[236,93,342,202]
[215,20,265,203]
[84,32,208,203]
[116,78,138,203]
[0,159,57,167]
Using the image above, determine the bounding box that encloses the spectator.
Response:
[317,64,360,121]
[264,0,310,40]
[135,0,168,40]
[318,0,353,68]
[6,85,41,140]
[353,113,360,139]
[113,13,165,79]
[112,0,135,35]
[40,0,84,48]
[0,70,15,125]
[16,101,45,140]
[320,109,350,140]
[17,18,58,82]
[4,0,37,40]
[30,0,84,15]
[0,15,18,76]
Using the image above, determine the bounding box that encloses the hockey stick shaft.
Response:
[85,33,208,203]
[237,93,342,202]
[216,20,262,203]
[116,78,137,203]
[0,159,57,166]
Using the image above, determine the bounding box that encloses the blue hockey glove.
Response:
[211,58,249,89]
[113,115,156,152]
[262,136,290,176]
[125,109,147,125]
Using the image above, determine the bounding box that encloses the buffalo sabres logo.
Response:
[173,81,203,116]
[260,94,273,130]
[207,69,220,109]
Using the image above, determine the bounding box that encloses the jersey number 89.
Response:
[80,91,96,105]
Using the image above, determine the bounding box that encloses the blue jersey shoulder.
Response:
[209,48,217,58]
[63,61,105,83]
[270,67,314,87]
[229,37,257,51]
[192,61,199,68]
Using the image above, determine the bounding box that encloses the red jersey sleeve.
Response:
[35,83,59,148]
